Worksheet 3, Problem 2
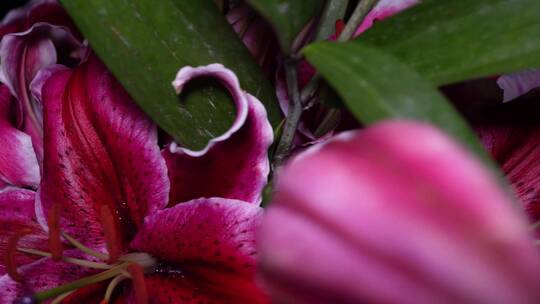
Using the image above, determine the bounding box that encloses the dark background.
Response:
[1,0,29,19]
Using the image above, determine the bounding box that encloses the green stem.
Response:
[300,0,380,103]
[34,263,128,302]
[337,0,379,42]
[273,59,303,168]
[314,0,350,41]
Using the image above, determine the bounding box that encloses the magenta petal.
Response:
[166,64,273,205]
[0,188,46,275]
[0,23,83,162]
[130,197,267,302]
[0,85,39,188]
[259,121,540,303]
[478,125,540,221]
[37,56,169,251]
[354,0,419,36]
[497,69,540,102]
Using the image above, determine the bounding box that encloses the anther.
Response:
[47,202,63,260]
[5,228,33,282]
[100,205,121,263]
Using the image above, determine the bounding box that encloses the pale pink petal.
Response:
[497,69,540,102]
[0,252,94,302]
[260,121,540,304]
[0,85,39,188]
[354,0,420,36]
[166,64,272,205]
[37,56,169,252]
[130,198,267,302]
[0,187,46,276]
[0,22,84,162]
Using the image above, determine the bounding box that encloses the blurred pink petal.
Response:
[259,121,540,304]
[130,197,267,303]
[165,64,272,205]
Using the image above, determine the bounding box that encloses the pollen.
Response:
[5,228,33,282]
[100,205,121,263]
[47,202,63,261]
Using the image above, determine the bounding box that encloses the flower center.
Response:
[8,205,155,303]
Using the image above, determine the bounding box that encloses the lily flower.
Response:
[0,0,85,166]
[0,50,273,303]
[258,121,540,303]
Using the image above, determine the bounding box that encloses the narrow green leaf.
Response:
[360,0,540,85]
[245,0,324,52]
[303,42,490,161]
[60,0,281,150]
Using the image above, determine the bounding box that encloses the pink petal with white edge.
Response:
[130,198,268,303]
[497,69,540,102]
[169,64,249,157]
[0,85,39,188]
[165,64,272,205]
[259,121,540,304]
[0,188,46,276]
[0,23,84,162]
[354,0,420,36]
[37,55,169,252]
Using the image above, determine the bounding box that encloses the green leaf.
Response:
[60,0,281,150]
[245,0,324,52]
[303,42,490,161]
[359,0,540,86]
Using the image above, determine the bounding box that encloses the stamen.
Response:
[62,232,109,261]
[17,247,113,270]
[335,19,345,37]
[5,228,33,282]
[530,220,540,231]
[47,203,63,260]
[50,290,75,304]
[128,264,148,304]
[102,274,128,304]
[33,263,128,302]
[100,205,121,263]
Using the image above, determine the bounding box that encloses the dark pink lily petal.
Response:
[260,121,540,304]
[0,251,95,302]
[354,0,420,36]
[478,125,540,222]
[37,56,169,252]
[226,4,279,77]
[0,188,46,276]
[1,0,80,39]
[0,85,40,188]
[496,69,540,102]
[0,23,84,162]
[130,197,268,303]
[165,64,272,205]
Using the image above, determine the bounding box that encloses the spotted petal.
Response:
[478,125,540,222]
[130,198,268,303]
[0,188,46,276]
[37,55,169,252]
[165,64,273,205]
